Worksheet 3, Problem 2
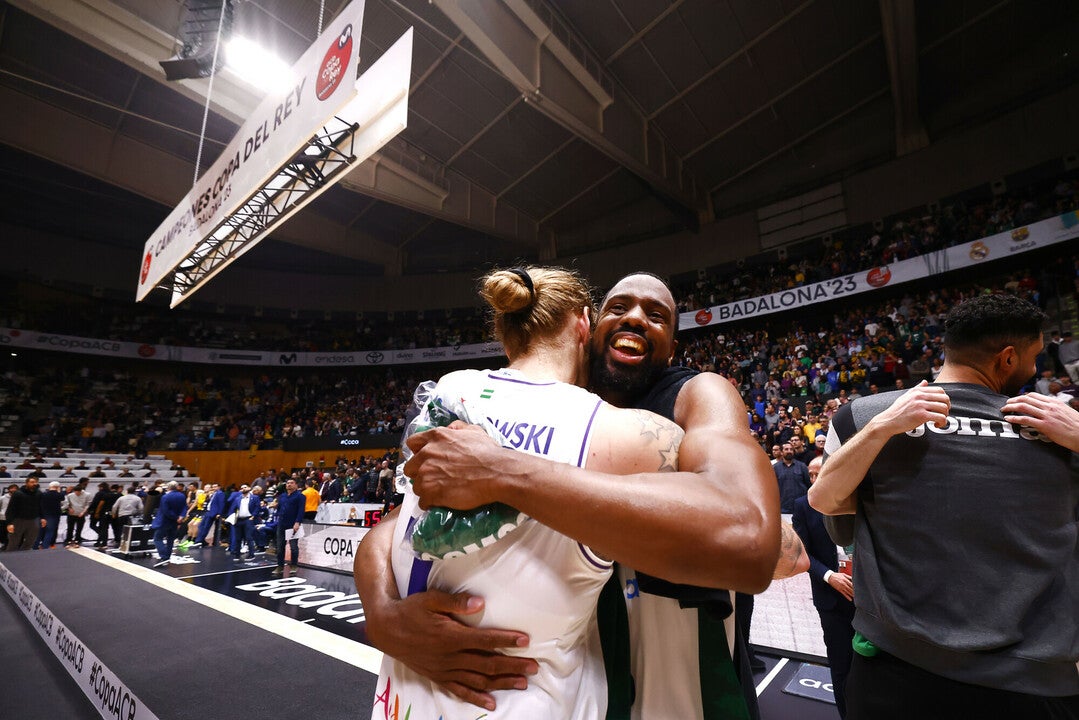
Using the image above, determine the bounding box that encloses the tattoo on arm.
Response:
[629,409,684,472]
[774,521,806,579]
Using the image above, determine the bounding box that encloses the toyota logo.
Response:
[365,351,384,364]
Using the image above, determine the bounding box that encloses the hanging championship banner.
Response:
[137,1,367,301]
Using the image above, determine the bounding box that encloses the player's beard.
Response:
[590,347,666,404]
[1002,368,1036,398]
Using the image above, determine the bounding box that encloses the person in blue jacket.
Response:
[273,477,305,576]
[194,483,225,546]
[152,481,188,567]
[226,484,262,560]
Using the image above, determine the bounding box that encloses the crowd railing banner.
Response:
[0,329,506,367]
[677,211,1079,331]
[7,212,1076,364]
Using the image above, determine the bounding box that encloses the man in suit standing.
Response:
[318,472,342,504]
[272,477,305,576]
[194,484,225,546]
[152,481,188,568]
[792,456,855,718]
[226,484,261,560]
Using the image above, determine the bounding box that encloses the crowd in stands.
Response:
[676,264,1079,452]
[0,285,494,353]
[5,252,1075,458]
[670,173,1079,312]
[3,364,424,454]
[3,171,1076,355]
[3,166,1078,456]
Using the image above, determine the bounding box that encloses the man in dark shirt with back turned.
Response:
[5,477,44,551]
[810,295,1078,718]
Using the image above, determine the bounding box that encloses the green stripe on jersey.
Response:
[699,611,751,720]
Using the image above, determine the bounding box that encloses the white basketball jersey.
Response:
[619,566,737,720]
[373,368,612,720]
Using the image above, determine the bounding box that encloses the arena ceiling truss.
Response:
[0,0,1076,300]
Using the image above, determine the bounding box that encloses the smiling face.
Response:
[590,274,677,405]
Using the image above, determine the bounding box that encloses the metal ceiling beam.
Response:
[647,0,817,123]
[878,0,928,156]
[0,82,401,270]
[709,86,890,194]
[9,0,260,124]
[13,0,543,259]
[604,0,685,66]
[684,33,882,161]
[431,0,704,218]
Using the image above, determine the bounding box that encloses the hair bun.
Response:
[482,270,535,314]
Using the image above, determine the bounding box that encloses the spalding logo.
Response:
[695,309,713,325]
[141,253,152,285]
[865,266,891,288]
[316,24,353,101]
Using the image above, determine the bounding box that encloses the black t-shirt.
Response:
[831,383,1079,695]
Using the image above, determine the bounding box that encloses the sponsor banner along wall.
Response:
[297,522,371,574]
[13,212,1075,364]
[679,212,1079,331]
[0,329,506,368]
[0,560,161,720]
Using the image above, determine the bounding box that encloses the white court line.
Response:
[182,565,271,579]
[72,547,383,674]
[756,657,789,696]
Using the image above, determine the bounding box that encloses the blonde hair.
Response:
[479,266,594,358]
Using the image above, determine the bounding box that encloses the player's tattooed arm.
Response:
[773,520,808,579]
[628,408,684,472]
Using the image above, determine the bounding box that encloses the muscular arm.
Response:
[809,381,949,515]
[405,373,780,592]
[353,509,538,711]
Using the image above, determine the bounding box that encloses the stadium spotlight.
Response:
[160,0,235,81]
[225,36,295,94]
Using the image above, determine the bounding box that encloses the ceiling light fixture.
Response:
[225,36,296,94]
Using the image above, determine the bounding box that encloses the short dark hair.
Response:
[600,271,672,310]
[944,295,1045,362]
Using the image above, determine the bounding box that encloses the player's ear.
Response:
[997,345,1016,368]
[577,307,591,345]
